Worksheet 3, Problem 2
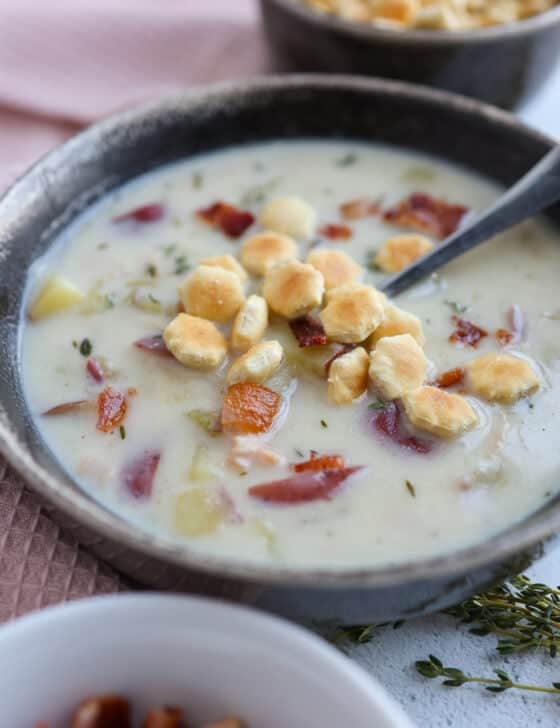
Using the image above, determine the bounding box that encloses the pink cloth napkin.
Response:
[0,0,270,620]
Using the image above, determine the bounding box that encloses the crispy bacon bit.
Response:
[289,315,328,348]
[319,223,353,240]
[86,357,104,384]
[435,367,465,388]
[249,466,363,504]
[324,344,356,376]
[222,383,281,435]
[339,198,381,220]
[496,328,514,346]
[133,335,173,357]
[127,387,138,396]
[113,203,164,224]
[143,707,182,728]
[293,452,345,472]
[371,402,432,454]
[196,201,255,239]
[383,193,468,239]
[43,399,93,416]
[96,387,127,432]
[449,315,488,348]
[121,450,161,499]
[70,694,131,728]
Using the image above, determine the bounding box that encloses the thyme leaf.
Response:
[444,299,468,314]
[405,480,416,497]
[79,338,92,357]
[335,153,358,167]
[415,654,560,695]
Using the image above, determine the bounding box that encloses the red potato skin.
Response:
[42,399,92,416]
[133,335,173,357]
[113,203,165,224]
[121,450,161,499]
[70,695,131,728]
[249,466,363,503]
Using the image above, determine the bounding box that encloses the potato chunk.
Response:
[259,196,317,239]
[374,234,434,273]
[180,265,245,323]
[402,386,479,438]
[28,276,84,320]
[466,353,540,404]
[226,340,284,385]
[307,249,363,290]
[369,303,425,346]
[327,346,370,405]
[174,487,224,537]
[369,333,427,400]
[163,313,227,369]
[240,231,298,275]
[200,253,248,282]
[231,294,268,352]
[263,260,324,319]
[319,283,384,343]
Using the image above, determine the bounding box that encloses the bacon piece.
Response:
[43,399,93,416]
[324,344,356,376]
[435,367,465,388]
[497,305,525,346]
[121,450,161,499]
[196,201,255,239]
[86,357,104,383]
[133,334,173,357]
[222,383,281,435]
[449,315,488,348]
[383,193,468,239]
[249,466,363,503]
[371,402,432,454]
[143,707,182,728]
[70,694,130,728]
[113,203,164,224]
[289,315,328,348]
[339,198,381,220]
[96,387,127,432]
[318,223,353,240]
[496,328,514,346]
[293,452,345,472]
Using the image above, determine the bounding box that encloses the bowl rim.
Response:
[261,0,560,44]
[2,73,560,590]
[0,593,415,728]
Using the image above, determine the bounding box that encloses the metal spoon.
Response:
[381,145,560,298]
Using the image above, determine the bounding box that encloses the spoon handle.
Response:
[382,145,560,298]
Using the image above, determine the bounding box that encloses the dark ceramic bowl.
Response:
[259,0,560,109]
[1,76,559,623]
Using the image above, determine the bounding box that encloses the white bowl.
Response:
[0,594,414,728]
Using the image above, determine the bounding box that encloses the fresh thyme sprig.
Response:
[445,575,560,658]
[415,654,560,696]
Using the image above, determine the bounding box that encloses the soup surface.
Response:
[21,140,560,570]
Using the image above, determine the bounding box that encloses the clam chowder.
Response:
[21,140,560,570]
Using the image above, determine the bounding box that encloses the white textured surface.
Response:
[344,67,560,728]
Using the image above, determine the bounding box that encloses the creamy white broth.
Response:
[20,140,560,569]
